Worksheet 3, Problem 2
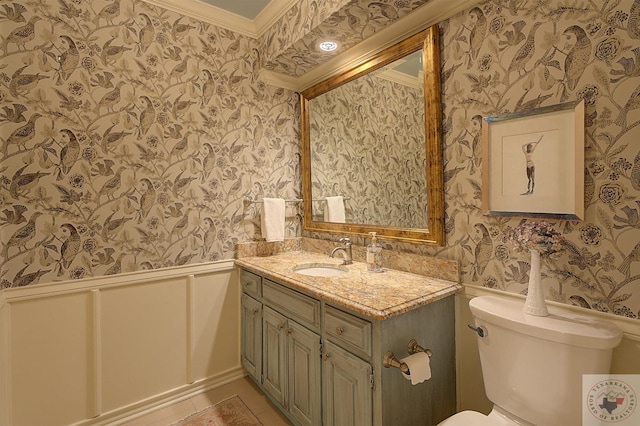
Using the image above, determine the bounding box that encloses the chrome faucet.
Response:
[329,237,352,265]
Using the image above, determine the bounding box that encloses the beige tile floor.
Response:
[119,377,292,426]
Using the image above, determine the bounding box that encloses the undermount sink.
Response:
[293,263,347,277]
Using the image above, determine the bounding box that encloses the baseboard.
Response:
[82,367,245,426]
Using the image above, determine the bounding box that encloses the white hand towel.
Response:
[261,198,285,242]
[323,196,345,223]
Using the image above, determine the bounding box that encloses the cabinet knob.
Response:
[285,328,294,336]
[252,309,259,315]
[322,353,331,361]
[277,323,286,331]
[336,327,344,336]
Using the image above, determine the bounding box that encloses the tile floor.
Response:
[119,377,292,426]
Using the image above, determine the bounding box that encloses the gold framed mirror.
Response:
[300,25,445,245]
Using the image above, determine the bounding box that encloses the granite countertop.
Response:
[235,251,462,320]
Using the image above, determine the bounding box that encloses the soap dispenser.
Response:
[366,232,383,272]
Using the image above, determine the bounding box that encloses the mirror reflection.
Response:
[300,25,445,245]
[309,51,427,228]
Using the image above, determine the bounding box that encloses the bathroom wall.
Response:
[0,0,300,287]
[350,0,640,320]
[309,71,427,228]
[303,0,640,321]
[2,0,640,322]
[436,0,640,319]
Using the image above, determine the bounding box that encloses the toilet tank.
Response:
[470,296,622,426]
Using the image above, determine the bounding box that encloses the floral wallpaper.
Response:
[435,0,640,319]
[308,69,426,228]
[0,0,301,287]
[261,0,429,77]
[305,0,640,320]
[2,0,639,320]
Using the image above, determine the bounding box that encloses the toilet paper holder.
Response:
[383,338,432,375]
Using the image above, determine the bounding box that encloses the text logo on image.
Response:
[586,378,637,424]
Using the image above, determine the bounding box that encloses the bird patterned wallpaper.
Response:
[307,0,640,320]
[308,70,427,228]
[432,0,640,319]
[0,0,301,287]
[1,0,640,320]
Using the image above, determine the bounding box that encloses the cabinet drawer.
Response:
[263,279,320,330]
[324,305,372,357]
[240,269,262,299]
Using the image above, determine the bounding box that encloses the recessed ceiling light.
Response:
[319,41,338,52]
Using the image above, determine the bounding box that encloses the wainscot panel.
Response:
[0,260,241,426]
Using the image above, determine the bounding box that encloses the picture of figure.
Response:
[522,135,543,195]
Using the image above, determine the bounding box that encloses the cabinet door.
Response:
[240,294,262,380]
[263,306,287,407]
[287,320,321,426]
[322,341,372,426]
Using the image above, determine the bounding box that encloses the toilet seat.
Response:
[437,410,494,426]
[438,407,527,426]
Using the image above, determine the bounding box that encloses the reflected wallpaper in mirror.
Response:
[309,52,427,228]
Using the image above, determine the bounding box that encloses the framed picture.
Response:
[481,100,585,220]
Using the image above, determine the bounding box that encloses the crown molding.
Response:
[143,0,480,89]
[141,0,297,38]
[292,0,481,91]
[259,69,302,92]
[142,0,257,36]
[253,0,300,38]
[376,69,422,90]
[260,0,480,91]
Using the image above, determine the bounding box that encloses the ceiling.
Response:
[142,0,296,38]
[142,0,478,91]
[199,0,272,20]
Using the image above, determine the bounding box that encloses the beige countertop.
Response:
[235,250,462,320]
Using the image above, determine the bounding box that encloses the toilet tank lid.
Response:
[469,296,623,349]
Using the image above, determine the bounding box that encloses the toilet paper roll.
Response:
[400,352,431,385]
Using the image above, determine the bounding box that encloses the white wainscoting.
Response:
[0,260,242,426]
[455,285,640,414]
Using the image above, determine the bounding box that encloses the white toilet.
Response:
[439,295,623,426]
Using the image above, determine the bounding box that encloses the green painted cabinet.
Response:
[241,270,322,426]
[262,303,322,426]
[287,317,322,425]
[239,267,456,426]
[263,306,288,407]
[322,340,373,426]
[240,294,262,380]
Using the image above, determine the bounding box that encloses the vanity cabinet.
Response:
[239,267,456,426]
[241,270,322,426]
